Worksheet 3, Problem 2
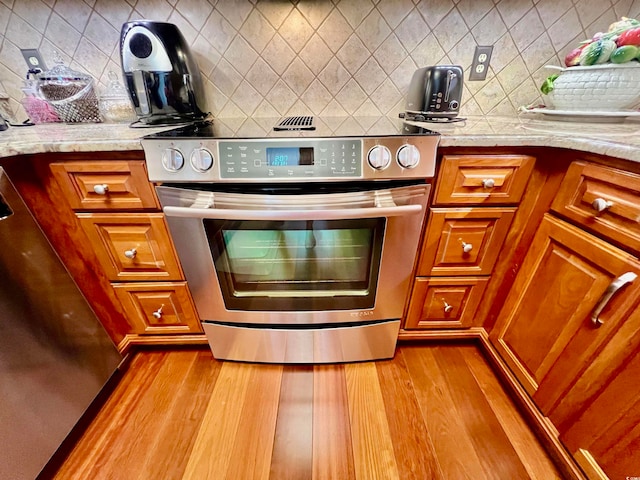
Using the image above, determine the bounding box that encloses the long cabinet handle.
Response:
[590,272,637,327]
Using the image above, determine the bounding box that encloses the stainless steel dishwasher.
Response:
[0,167,122,479]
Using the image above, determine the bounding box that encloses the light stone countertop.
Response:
[0,122,172,158]
[1,114,640,163]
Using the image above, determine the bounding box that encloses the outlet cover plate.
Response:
[20,49,47,73]
[469,45,493,81]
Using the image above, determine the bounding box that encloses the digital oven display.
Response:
[266,147,314,166]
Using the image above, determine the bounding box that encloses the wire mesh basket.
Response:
[43,81,102,123]
[37,56,103,123]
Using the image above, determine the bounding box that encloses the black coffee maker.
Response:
[120,20,207,125]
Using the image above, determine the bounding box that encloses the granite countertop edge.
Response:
[1,115,639,163]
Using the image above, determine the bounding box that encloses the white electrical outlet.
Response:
[469,45,493,81]
[20,49,47,73]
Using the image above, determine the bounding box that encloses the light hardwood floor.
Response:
[52,343,562,479]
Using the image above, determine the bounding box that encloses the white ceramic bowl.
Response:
[545,63,640,111]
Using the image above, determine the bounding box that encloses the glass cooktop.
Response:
[144,115,439,140]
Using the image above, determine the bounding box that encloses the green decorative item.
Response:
[540,74,560,95]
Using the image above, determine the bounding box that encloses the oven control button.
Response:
[367,145,391,170]
[190,148,215,172]
[396,144,420,169]
[162,148,185,172]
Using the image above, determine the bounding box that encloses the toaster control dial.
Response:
[397,144,420,169]
[449,100,459,110]
[367,145,392,170]
[190,148,215,172]
[162,148,185,172]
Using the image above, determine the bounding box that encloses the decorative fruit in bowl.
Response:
[564,17,640,67]
[542,63,640,111]
[540,17,640,111]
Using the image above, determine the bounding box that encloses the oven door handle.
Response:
[163,204,423,220]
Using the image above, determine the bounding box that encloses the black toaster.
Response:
[404,65,463,120]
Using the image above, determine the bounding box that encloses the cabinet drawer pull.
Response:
[591,197,612,213]
[442,299,453,313]
[93,184,109,195]
[152,305,164,319]
[482,178,495,189]
[590,272,637,327]
[461,241,473,253]
[124,248,137,259]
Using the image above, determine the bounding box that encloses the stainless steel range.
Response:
[141,116,439,363]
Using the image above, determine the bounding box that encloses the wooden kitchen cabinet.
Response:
[552,303,640,480]
[417,207,515,276]
[405,154,531,330]
[405,276,488,329]
[434,154,535,205]
[77,213,183,281]
[551,161,640,255]
[491,214,640,402]
[50,159,203,347]
[50,160,159,210]
[488,159,640,479]
[560,352,640,480]
[114,282,201,335]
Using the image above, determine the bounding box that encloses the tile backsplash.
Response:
[0,0,639,122]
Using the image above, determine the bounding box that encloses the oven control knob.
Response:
[190,148,215,172]
[397,144,420,169]
[367,145,391,170]
[162,148,185,172]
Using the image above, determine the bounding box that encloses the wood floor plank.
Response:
[312,365,355,480]
[403,346,489,479]
[434,345,532,479]
[269,366,314,480]
[53,350,169,479]
[375,350,445,479]
[137,350,222,479]
[224,364,283,480]
[52,346,564,480]
[107,350,202,480]
[182,361,255,479]
[461,347,563,479]
[344,362,400,480]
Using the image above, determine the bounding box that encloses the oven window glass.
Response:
[203,218,385,311]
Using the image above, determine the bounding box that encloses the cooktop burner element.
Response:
[142,116,440,183]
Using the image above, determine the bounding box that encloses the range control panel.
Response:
[219,139,362,179]
[142,136,439,183]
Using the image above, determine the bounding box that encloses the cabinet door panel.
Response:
[560,348,640,480]
[490,214,640,402]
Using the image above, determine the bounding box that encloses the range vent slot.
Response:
[274,116,316,131]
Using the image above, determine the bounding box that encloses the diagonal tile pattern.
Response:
[0,0,636,122]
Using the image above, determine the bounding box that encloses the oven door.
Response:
[157,181,430,325]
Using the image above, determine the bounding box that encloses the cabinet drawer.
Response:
[78,213,183,281]
[51,161,159,210]
[405,277,488,329]
[551,161,640,253]
[114,282,203,335]
[434,155,535,205]
[417,207,515,276]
